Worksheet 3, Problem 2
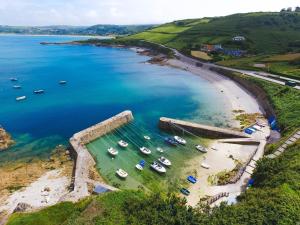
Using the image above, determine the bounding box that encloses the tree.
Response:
[287,7,293,12]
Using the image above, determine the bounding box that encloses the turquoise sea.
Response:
[0,35,231,176]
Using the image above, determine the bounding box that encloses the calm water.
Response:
[0,35,231,170]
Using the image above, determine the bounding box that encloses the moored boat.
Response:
[139,147,151,155]
[13,85,21,89]
[158,156,171,167]
[164,137,178,146]
[135,164,143,171]
[201,162,210,169]
[196,145,208,153]
[10,78,18,81]
[118,140,128,148]
[107,147,118,156]
[150,161,166,173]
[174,136,186,145]
[33,89,45,94]
[156,147,164,153]
[16,96,26,101]
[180,188,190,196]
[116,169,128,178]
[144,135,151,140]
[59,80,67,85]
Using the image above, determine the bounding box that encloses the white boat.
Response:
[201,162,210,169]
[144,135,151,140]
[13,85,21,89]
[140,147,151,155]
[196,145,208,153]
[174,136,186,145]
[59,80,67,85]
[135,164,144,171]
[158,156,171,166]
[107,147,118,156]
[34,89,45,94]
[118,140,128,148]
[16,96,26,101]
[116,169,128,178]
[156,147,164,153]
[10,78,18,81]
[151,161,166,173]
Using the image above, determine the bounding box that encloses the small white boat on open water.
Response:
[174,136,186,145]
[107,147,118,156]
[144,135,151,140]
[140,147,151,155]
[116,169,128,178]
[13,85,21,89]
[34,89,45,94]
[118,140,128,148]
[201,162,210,169]
[59,80,67,85]
[196,145,208,153]
[156,147,164,153]
[151,161,166,173]
[158,156,171,167]
[16,96,26,101]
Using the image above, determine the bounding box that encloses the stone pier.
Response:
[66,110,133,201]
[159,117,249,139]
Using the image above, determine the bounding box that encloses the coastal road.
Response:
[142,41,300,90]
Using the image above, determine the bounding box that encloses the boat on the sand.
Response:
[187,175,197,184]
[196,145,208,153]
[201,162,210,169]
[180,188,190,196]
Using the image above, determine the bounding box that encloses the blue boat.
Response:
[244,128,253,135]
[139,160,146,167]
[164,137,178,146]
[180,188,190,196]
[187,175,197,184]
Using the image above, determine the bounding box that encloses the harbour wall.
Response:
[67,110,133,201]
[159,117,249,139]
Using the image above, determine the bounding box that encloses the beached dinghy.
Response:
[13,85,21,89]
[201,162,210,169]
[156,147,164,153]
[107,147,118,156]
[187,175,197,184]
[140,147,151,155]
[118,140,128,148]
[158,156,171,167]
[164,137,178,146]
[180,188,190,196]
[174,136,186,145]
[16,96,26,101]
[116,169,128,178]
[33,89,45,94]
[196,145,208,153]
[150,161,166,173]
[144,135,151,140]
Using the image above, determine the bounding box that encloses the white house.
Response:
[232,36,246,41]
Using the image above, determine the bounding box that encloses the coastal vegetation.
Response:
[7,142,300,225]
[0,128,15,151]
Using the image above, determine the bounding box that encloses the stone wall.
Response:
[159,117,249,139]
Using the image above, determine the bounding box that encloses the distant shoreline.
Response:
[0,33,113,39]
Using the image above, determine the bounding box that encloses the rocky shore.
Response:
[0,128,14,151]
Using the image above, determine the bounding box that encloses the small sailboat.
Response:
[156,147,164,153]
[164,137,178,146]
[201,162,210,169]
[135,159,145,171]
[59,80,67,85]
[107,147,118,156]
[10,78,18,81]
[150,161,166,173]
[16,96,26,101]
[187,176,197,184]
[196,145,208,153]
[13,85,21,89]
[116,169,128,178]
[180,188,190,196]
[158,156,171,167]
[144,135,151,140]
[140,147,151,155]
[33,89,45,94]
[118,140,128,148]
[174,136,186,145]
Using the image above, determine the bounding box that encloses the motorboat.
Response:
[156,147,164,153]
[150,161,166,173]
[174,136,186,145]
[201,162,210,169]
[140,147,151,155]
[144,135,151,140]
[116,169,128,178]
[13,85,21,89]
[107,147,118,156]
[135,164,143,171]
[164,137,178,146]
[59,80,67,85]
[118,140,128,148]
[196,145,208,153]
[180,188,190,196]
[158,156,171,167]
[187,176,197,184]
[33,89,45,94]
[10,78,18,81]
[16,96,26,101]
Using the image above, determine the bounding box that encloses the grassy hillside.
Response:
[7,142,300,225]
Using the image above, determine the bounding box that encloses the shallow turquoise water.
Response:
[0,35,231,165]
